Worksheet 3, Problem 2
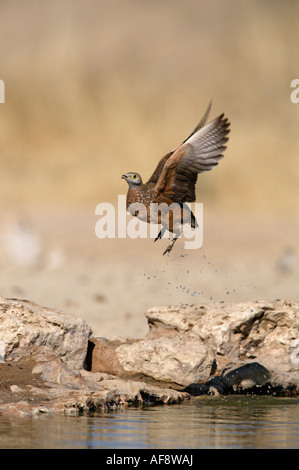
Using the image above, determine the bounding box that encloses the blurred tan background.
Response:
[0,0,298,338]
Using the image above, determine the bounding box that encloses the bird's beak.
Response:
[121,174,127,180]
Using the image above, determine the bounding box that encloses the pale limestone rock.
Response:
[145,300,299,380]
[0,297,298,417]
[0,295,91,369]
[0,358,188,416]
[92,300,299,388]
[116,335,214,386]
[10,385,24,393]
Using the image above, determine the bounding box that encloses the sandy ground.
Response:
[0,208,298,339]
[0,1,298,339]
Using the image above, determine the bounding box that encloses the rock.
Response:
[0,401,33,417]
[116,335,214,386]
[32,359,87,390]
[91,335,215,387]
[221,362,270,391]
[0,295,91,369]
[205,376,228,395]
[146,300,299,375]
[147,301,299,384]
[10,385,24,393]
[91,300,299,390]
[0,296,298,417]
[0,357,189,416]
[89,337,130,378]
[184,361,299,397]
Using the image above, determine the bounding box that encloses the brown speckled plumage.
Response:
[122,102,230,254]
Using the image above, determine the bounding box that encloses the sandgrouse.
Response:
[122,102,230,255]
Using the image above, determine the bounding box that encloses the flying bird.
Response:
[122,102,230,255]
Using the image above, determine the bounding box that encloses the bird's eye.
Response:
[132,174,137,179]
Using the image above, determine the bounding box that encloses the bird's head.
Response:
[121,172,143,188]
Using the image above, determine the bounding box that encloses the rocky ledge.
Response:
[0,296,298,417]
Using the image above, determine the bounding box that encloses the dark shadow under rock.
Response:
[221,362,270,390]
[182,361,298,397]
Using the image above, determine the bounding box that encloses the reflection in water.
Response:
[0,396,298,449]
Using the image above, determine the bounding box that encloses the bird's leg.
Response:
[163,237,178,256]
[154,226,166,242]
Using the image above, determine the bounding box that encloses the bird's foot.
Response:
[155,231,162,242]
[155,228,165,242]
[163,245,173,255]
[162,238,177,256]
[163,245,173,256]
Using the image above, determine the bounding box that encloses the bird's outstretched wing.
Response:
[181,99,212,145]
[146,101,212,185]
[154,113,230,203]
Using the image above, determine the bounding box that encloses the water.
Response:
[0,396,298,449]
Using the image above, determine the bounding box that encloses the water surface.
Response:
[0,396,298,449]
